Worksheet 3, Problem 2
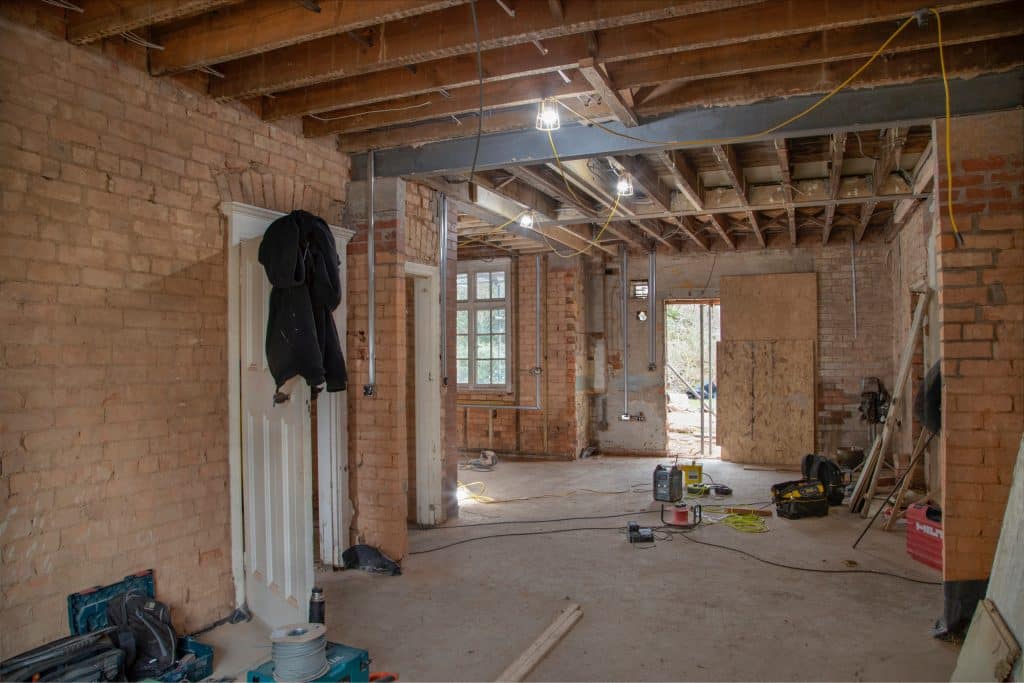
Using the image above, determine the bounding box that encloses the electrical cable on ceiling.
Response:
[309,100,432,123]
[546,7,963,246]
[467,0,484,187]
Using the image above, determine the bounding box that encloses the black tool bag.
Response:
[801,454,846,505]
[106,590,177,680]
[771,479,829,519]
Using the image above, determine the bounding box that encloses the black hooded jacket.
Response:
[258,210,347,399]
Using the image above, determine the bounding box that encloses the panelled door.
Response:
[238,237,313,627]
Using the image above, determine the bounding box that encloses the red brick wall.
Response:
[0,19,348,656]
[456,254,588,459]
[935,111,1024,582]
[815,243,895,454]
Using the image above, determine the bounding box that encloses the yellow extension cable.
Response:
[549,6,964,245]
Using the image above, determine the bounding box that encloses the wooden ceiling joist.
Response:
[209,0,756,100]
[822,132,847,244]
[67,0,241,44]
[509,166,601,221]
[773,139,798,245]
[149,0,465,75]
[610,155,699,251]
[712,144,765,247]
[577,58,638,126]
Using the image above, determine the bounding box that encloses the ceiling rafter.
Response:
[773,139,797,245]
[67,0,242,44]
[209,0,757,99]
[822,132,848,245]
[712,144,765,247]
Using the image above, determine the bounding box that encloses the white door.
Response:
[238,237,314,627]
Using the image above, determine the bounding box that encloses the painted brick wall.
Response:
[935,111,1024,582]
[456,253,588,459]
[0,19,349,656]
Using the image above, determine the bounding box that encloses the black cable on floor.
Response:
[414,509,659,530]
[671,529,942,586]
[409,523,943,585]
[408,526,624,555]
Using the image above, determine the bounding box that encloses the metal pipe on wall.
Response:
[439,193,448,385]
[621,247,630,418]
[699,303,705,455]
[648,250,657,371]
[851,237,859,338]
[364,151,376,396]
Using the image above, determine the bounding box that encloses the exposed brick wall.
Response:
[935,111,1023,582]
[456,254,588,459]
[816,242,895,455]
[0,19,348,656]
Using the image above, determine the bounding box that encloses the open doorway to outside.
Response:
[664,301,720,459]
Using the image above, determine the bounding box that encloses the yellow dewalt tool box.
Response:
[770,479,828,519]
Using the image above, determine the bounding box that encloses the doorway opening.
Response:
[664,301,720,459]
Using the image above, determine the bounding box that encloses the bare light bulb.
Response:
[519,213,534,229]
[616,176,634,197]
[535,99,560,131]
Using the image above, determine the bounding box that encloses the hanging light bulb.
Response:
[535,98,560,131]
[616,174,634,197]
[519,212,534,229]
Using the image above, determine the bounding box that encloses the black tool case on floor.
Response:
[67,570,214,682]
[771,479,829,519]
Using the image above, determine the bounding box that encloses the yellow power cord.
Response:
[721,513,770,534]
[457,480,650,504]
[552,7,963,245]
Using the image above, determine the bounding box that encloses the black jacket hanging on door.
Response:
[259,210,347,401]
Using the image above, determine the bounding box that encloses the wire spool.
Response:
[270,623,329,682]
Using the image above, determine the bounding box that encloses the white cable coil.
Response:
[270,623,329,682]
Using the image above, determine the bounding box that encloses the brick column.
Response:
[934,110,1023,582]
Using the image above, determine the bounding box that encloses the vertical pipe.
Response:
[699,303,705,455]
[439,193,448,385]
[708,304,714,452]
[647,250,657,371]
[851,237,859,338]
[364,151,376,396]
[534,254,542,411]
[621,247,629,418]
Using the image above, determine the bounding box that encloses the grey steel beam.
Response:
[351,69,1024,179]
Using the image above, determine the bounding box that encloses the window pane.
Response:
[476,334,491,359]
[476,360,492,384]
[491,307,506,333]
[492,360,506,385]
[493,334,506,359]
[476,309,491,333]
[475,272,491,300]
[456,334,468,359]
[456,309,468,334]
[456,273,469,301]
[457,360,469,384]
[490,271,506,299]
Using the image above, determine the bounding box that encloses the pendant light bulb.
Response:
[536,98,560,131]
[616,175,634,197]
[519,212,534,229]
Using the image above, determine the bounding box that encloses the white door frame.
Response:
[222,201,354,609]
[404,261,444,525]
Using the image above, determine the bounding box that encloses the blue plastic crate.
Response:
[247,641,369,683]
[66,569,213,681]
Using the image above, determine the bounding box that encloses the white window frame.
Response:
[456,258,511,391]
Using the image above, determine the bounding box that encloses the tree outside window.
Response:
[456,260,510,389]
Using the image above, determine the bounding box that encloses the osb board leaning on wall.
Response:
[718,273,817,464]
[718,340,816,464]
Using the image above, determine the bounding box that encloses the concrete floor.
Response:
[206,457,957,682]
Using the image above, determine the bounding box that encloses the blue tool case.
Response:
[67,569,214,682]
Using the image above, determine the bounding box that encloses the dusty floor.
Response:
[207,457,956,682]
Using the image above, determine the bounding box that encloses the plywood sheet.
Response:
[718,339,816,465]
[720,273,817,342]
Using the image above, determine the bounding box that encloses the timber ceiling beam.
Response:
[609,155,691,251]
[651,150,732,249]
[712,144,765,247]
[308,16,1023,138]
[262,0,1013,119]
[67,0,241,44]
[209,0,756,99]
[774,139,797,245]
[577,58,638,126]
[149,0,465,74]
[305,73,589,137]
[474,171,561,220]
[509,165,600,221]
[855,201,878,242]
[822,132,847,244]
[858,127,907,241]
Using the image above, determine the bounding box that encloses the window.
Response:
[457,260,510,388]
